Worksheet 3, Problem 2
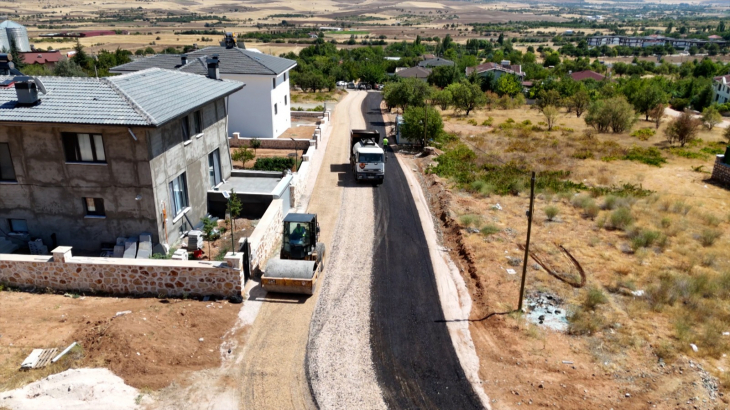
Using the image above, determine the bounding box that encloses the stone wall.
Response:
[711,155,730,186]
[0,247,243,298]
[243,198,284,275]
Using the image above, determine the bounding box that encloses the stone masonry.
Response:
[711,155,730,186]
[0,247,242,298]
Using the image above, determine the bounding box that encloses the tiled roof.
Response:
[395,66,431,78]
[0,68,244,126]
[111,47,296,76]
[715,74,730,83]
[418,58,455,68]
[570,70,606,81]
[19,51,64,65]
[466,62,524,76]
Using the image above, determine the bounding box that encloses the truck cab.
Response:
[350,129,385,185]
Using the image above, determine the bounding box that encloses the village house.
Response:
[466,61,525,80]
[713,74,730,105]
[111,36,296,139]
[0,67,243,252]
[19,50,64,69]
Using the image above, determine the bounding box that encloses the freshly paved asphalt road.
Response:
[365,93,484,409]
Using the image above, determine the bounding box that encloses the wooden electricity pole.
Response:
[518,172,536,312]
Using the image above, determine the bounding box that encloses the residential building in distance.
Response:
[19,50,64,69]
[714,74,730,105]
[111,36,296,139]
[418,57,455,68]
[570,70,607,82]
[587,35,728,49]
[394,66,431,81]
[0,68,244,252]
[466,61,525,80]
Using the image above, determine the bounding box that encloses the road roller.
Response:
[261,213,325,295]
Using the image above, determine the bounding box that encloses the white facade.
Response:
[225,70,292,138]
[714,76,730,105]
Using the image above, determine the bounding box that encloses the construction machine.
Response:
[261,213,325,295]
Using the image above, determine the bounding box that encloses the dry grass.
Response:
[0,344,86,392]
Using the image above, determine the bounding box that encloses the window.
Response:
[284,72,287,82]
[272,78,276,89]
[274,103,278,115]
[62,133,106,163]
[181,117,191,141]
[84,197,105,217]
[284,95,288,106]
[9,219,28,233]
[193,110,202,135]
[0,143,16,181]
[169,173,189,216]
[208,149,221,188]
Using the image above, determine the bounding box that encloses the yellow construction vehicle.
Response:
[261,213,325,295]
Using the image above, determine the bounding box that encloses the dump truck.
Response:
[261,213,325,295]
[350,129,385,185]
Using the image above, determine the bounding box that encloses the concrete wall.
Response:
[148,100,231,246]
[225,71,292,139]
[229,136,311,150]
[0,248,243,298]
[0,124,157,252]
[711,155,730,186]
[240,198,283,275]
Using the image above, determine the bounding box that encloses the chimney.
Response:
[181,54,188,65]
[207,55,220,80]
[14,76,46,106]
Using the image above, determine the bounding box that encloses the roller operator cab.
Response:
[281,213,321,261]
[350,129,385,185]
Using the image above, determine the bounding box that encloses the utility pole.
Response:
[517,172,536,312]
[423,104,428,147]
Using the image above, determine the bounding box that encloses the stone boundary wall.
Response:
[712,155,730,186]
[292,111,327,119]
[0,248,243,298]
[243,198,284,275]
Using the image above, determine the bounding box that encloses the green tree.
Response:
[446,81,486,116]
[536,89,561,112]
[495,74,522,97]
[232,146,256,168]
[701,106,722,130]
[250,138,262,156]
[585,96,636,134]
[53,59,87,77]
[427,65,461,88]
[402,105,443,146]
[666,109,703,147]
[543,52,560,67]
[432,88,452,110]
[634,83,668,121]
[542,105,560,131]
[8,38,24,70]
[382,78,432,112]
[358,62,385,87]
[72,40,88,69]
[567,89,590,117]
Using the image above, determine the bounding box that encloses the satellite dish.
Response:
[33,77,47,95]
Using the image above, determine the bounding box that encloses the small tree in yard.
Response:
[402,105,443,146]
[648,103,665,129]
[536,89,561,112]
[232,146,255,168]
[567,89,590,118]
[701,106,722,130]
[432,88,452,110]
[666,109,703,147]
[542,105,560,131]
[200,216,217,258]
[227,189,243,245]
[250,138,261,156]
[446,80,486,116]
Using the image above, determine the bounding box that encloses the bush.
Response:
[631,128,655,141]
[252,156,297,171]
[571,194,594,209]
[480,224,500,236]
[585,96,637,134]
[481,117,494,126]
[470,180,495,196]
[584,203,600,219]
[701,213,721,227]
[698,228,722,247]
[459,214,481,227]
[602,195,632,210]
[544,205,559,221]
[568,307,605,335]
[629,228,662,250]
[623,147,666,167]
[467,119,477,126]
[666,109,703,147]
[608,207,633,230]
[583,287,608,310]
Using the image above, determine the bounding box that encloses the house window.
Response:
[9,219,28,233]
[284,72,287,82]
[181,117,191,141]
[284,95,288,106]
[169,173,189,216]
[62,133,106,163]
[273,78,276,89]
[0,143,16,181]
[274,103,278,115]
[193,110,203,135]
[208,149,221,188]
[84,197,105,217]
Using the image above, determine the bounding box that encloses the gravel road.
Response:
[365,92,485,409]
[307,91,387,409]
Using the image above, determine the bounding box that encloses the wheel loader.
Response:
[261,213,325,295]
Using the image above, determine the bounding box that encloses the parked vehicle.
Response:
[336,81,347,87]
[358,83,367,90]
[347,82,356,89]
[350,129,385,185]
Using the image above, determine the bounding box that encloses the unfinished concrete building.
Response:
[0,67,244,252]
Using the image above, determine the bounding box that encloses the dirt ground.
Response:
[389,102,730,408]
[190,217,256,261]
[0,291,239,392]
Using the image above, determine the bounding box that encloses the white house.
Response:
[714,74,730,105]
[111,42,296,139]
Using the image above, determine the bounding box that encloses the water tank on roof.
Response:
[0,20,31,52]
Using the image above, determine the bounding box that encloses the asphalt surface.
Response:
[365,92,484,409]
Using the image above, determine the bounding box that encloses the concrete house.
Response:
[110,41,297,139]
[466,61,525,81]
[713,74,730,105]
[418,57,455,68]
[0,68,244,252]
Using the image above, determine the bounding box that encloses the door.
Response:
[208,149,221,188]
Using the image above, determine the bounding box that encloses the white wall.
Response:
[714,78,730,105]
[224,70,292,139]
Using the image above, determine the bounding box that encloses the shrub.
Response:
[585,96,637,134]
[602,195,632,210]
[467,118,477,126]
[572,149,593,159]
[480,224,500,236]
[724,126,730,144]
[470,180,495,197]
[583,287,608,310]
[542,105,560,131]
[584,203,600,219]
[666,109,703,147]
[701,106,722,131]
[481,117,494,126]
[660,217,672,229]
[608,207,633,230]
[459,214,481,227]
[698,228,722,247]
[568,307,605,335]
[252,156,297,171]
[631,128,655,141]
[630,228,661,250]
[623,146,666,167]
[701,213,721,227]
[571,194,594,210]
[671,201,692,215]
[544,205,559,221]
